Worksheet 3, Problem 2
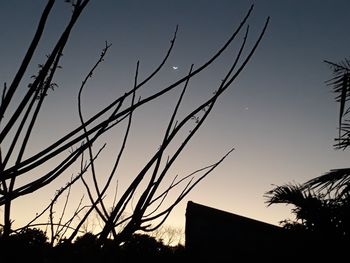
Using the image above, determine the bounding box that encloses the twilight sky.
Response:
[2,0,350,233]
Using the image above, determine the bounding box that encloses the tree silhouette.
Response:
[0,0,269,246]
[265,58,350,240]
[265,183,349,238]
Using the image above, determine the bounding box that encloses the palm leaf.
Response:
[265,184,326,224]
[265,184,306,207]
[303,168,350,198]
[325,60,350,148]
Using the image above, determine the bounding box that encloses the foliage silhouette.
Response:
[265,59,350,254]
[0,227,50,262]
[0,227,186,262]
[265,183,349,238]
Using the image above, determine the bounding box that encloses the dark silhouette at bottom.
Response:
[0,229,185,263]
[0,201,347,262]
[185,201,348,262]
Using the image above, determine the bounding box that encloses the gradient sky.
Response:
[2,0,350,234]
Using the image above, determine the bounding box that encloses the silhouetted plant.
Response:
[0,227,50,262]
[74,231,98,247]
[8,227,48,246]
[289,60,350,205]
[325,58,350,150]
[118,233,171,261]
[0,0,269,247]
[291,60,350,206]
[265,59,350,241]
[265,183,349,238]
[149,224,184,246]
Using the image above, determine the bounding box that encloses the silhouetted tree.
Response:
[265,183,349,238]
[0,0,269,247]
[265,58,350,240]
[150,224,184,246]
[295,59,350,201]
[0,227,50,262]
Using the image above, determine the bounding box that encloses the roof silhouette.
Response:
[185,201,294,261]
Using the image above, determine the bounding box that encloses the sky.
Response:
[1,0,350,236]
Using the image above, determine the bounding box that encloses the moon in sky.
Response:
[172,66,178,70]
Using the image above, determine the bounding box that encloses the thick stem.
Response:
[3,197,12,238]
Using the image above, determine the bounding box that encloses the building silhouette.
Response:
[185,201,305,261]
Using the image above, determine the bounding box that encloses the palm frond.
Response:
[325,59,350,74]
[265,183,327,222]
[303,168,350,198]
[265,184,305,207]
[325,59,350,149]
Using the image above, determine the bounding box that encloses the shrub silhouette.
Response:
[0,227,49,262]
[0,229,186,262]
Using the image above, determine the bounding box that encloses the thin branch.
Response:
[0,0,55,122]
[3,6,252,179]
[135,64,194,219]
[141,148,234,230]
[21,144,104,230]
[0,0,89,143]
[77,41,112,219]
